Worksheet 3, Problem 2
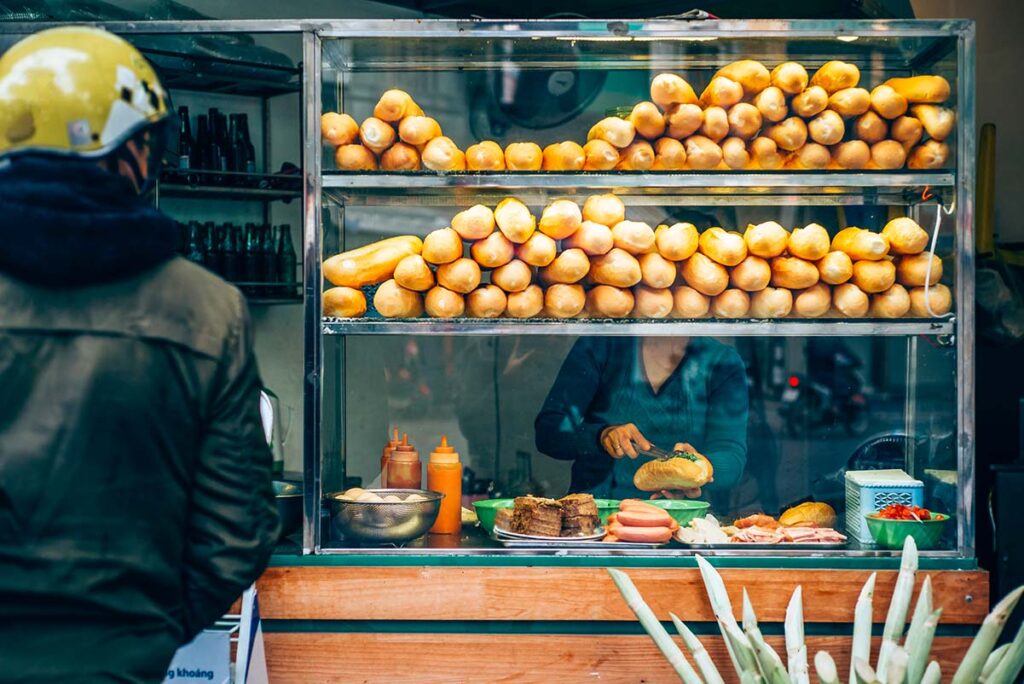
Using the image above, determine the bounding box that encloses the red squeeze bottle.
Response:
[427,435,462,535]
[386,433,421,489]
[380,427,400,487]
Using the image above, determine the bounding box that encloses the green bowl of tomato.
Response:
[866,507,950,550]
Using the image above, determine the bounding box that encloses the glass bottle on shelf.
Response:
[177,106,193,174]
[207,108,224,184]
[222,223,240,283]
[239,113,257,175]
[201,221,219,275]
[243,223,261,295]
[183,222,204,266]
[261,225,279,295]
[194,114,210,173]
[226,114,239,174]
[277,224,297,297]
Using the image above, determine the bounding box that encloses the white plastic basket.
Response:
[845,469,924,544]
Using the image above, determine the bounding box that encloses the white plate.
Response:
[493,525,606,542]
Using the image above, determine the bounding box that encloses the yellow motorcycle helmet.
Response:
[0,26,170,161]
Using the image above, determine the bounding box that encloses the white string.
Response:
[922,197,948,318]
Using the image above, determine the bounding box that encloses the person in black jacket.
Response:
[0,27,279,683]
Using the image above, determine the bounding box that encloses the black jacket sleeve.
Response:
[181,299,279,641]
[534,337,609,462]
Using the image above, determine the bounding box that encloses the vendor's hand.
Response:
[600,423,651,459]
[650,442,709,499]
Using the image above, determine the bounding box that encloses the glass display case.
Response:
[303,18,975,559]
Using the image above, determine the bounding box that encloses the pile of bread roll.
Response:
[322,62,954,172]
[321,195,952,320]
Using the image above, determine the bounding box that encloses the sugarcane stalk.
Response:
[740,672,765,684]
[743,588,758,632]
[920,661,941,684]
[853,658,877,684]
[696,554,746,675]
[904,608,942,684]
[814,651,840,684]
[876,536,918,680]
[786,585,810,684]
[985,614,1024,684]
[722,616,761,677]
[980,643,1009,682]
[850,572,877,684]
[903,576,933,684]
[671,613,725,684]
[747,625,791,684]
[951,585,1024,684]
[884,646,908,684]
[607,569,703,684]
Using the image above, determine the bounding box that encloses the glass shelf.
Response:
[159,170,301,202]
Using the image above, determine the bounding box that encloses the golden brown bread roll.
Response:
[869,140,907,170]
[907,140,950,169]
[809,109,845,146]
[664,103,704,139]
[891,115,925,152]
[684,136,724,170]
[543,283,586,319]
[652,137,687,170]
[882,217,929,255]
[374,279,424,318]
[650,73,699,109]
[870,85,908,120]
[359,117,396,155]
[816,251,854,285]
[491,259,534,293]
[755,86,788,123]
[672,285,711,318]
[323,286,367,317]
[422,227,463,265]
[582,194,625,226]
[540,248,590,285]
[380,142,421,171]
[655,222,699,261]
[321,112,359,146]
[582,139,620,171]
[542,141,585,171]
[564,220,614,256]
[711,288,751,318]
[586,285,634,318]
[504,142,543,171]
[883,75,951,104]
[435,257,482,294]
[765,117,808,152]
[869,283,911,318]
[470,231,515,269]
[633,286,675,319]
[832,140,871,170]
[634,450,713,491]
[699,227,747,267]
[373,89,423,122]
[629,101,667,140]
[789,223,831,261]
[700,76,744,108]
[780,501,837,527]
[421,137,466,171]
[590,248,642,288]
[466,141,506,171]
[909,283,952,317]
[728,103,763,140]
[466,285,507,318]
[616,140,656,171]
[494,197,536,244]
[910,104,955,141]
[771,62,809,95]
[452,204,496,241]
[425,286,465,318]
[744,221,789,258]
[393,254,435,291]
[335,144,377,170]
[323,235,423,288]
[398,116,442,146]
[832,227,889,261]
[772,256,820,289]
[852,259,896,293]
[588,117,636,149]
[810,61,860,93]
[721,137,752,170]
[639,252,677,289]
[750,287,793,318]
[854,111,888,144]
[792,86,829,118]
[506,283,544,318]
[828,88,871,117]
[833,282,869,317]
[749,136,785,170]
[700,106,729,143]
[680,252,729,296]
[515,232,557,267]
[897,252,943,287]
[538,199,582,240]
[715,60,771,95]
[788,143,831,170]
[793,283,832,318]
[730,255,771,292]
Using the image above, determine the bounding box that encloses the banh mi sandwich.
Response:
[633,449,713,492]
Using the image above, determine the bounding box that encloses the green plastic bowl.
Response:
[595,499,621,525]
[866,513,950,550]
[473,498,514,534]
[643,499,711,526]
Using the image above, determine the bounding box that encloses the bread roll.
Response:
[565,220,614,256]
[586,285,634,318]
[506,283,544,318]
[541,141,585,171]
[655,222,699,261]
[728,103,763,140]
[791,86,829,118]
[789,143,830,170]
[897,252,943,287]
[373,89,423,122]
[672,286,711,318]
[809,109,845,145]
[909,283,952,317]
[470,231,515,268]
[465,285,507,318]
[793,283,832,318]
[582,139,620,171]
[540,248,590,285]
[393,254,435,291]
[494,197,536,244]
[772,256,820,289]
[615,140,656,171]
[684,136,723,170]
[755,86,788,123]
[870,85,908,120]
[588,117,636,149]
[715,60,770,95]
[832,140,871,169]
[828,88,871,117]
[466,140,506,171]
[613,220,656,255]
[700,106,729,142]
[771,62,809,95]
[422,227,463,265]
[816,251,854,285]
[651,73,699,108]
[883,75,951,104]
[744,221,789,258]
[335,144,377,170]
[582,194,625,226]
[323,235,422,288]
[852,259,896,293]
[358,116,395,155]
[629,101,666,140]
[425,286,465,318]
[854,111,888,144]
[380,142,421,171]
[910,104,955,141]
[700,76,744,108]
[491,259,533,293]
[711,288,751,318]
[665,103,704,138]
[810,61,860,93]
[633,286,675,319]
[832,227,889,261]
[421,137,466,171]
[765,117,808,152]
[833,283,869,317]
[891,115,924,151]
[374,279,423,318]
[538,199,582,240]
[516,232,557,267]
[323,286,367,317]
[398,116,442,146]
[435,257,482,294]
[869,140,906,170]
[639,252,677,289]
[722,137,752,170]
[907,140,950,169]
[544,283,587,319]
[680,252,729,296]
[699,227,747,267]
[321,112,358,145]
[750,287,793,318]
[590,248,642,288]
[749,136,784,170]
[504,142,543,171]
[869,283,911,318]
[452,204,496,241]
[652,137,687,170]
[730,255,771,291]
[789,223,831,261]
[882,217,929,255]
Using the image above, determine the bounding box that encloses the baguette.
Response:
[664,103,704,139]
[882,217,929,255]
[504,142,543,171]
[810,61,860,93]
[544,283,586,319]
[633,450,713,491]
[793,283,832,318]
[373,279,423,318]
[323,286,367,317]
[633,286,675,319]
[359,116,396,155]
[424,286,465,318]
[715,59,771,95]
[491,259,533,293]
[393,254,435,291]
[321,112,358,145]
[711,288,751,318]
[883,75,951,104]
[466,285,507,318]
[909,283,952,316]
[650,73,699,108]
[466,141,506,171]
[832,227,889,261]
[542,141,585,171]
[655,222,699,261]
[380,142,421,171]
[323,235,423,288]
[506,284,544,318]
[373,89,423,122]
[628,101,667,140]
[582,139,619,171]
[770,62,809,95]
[672,286,710,318]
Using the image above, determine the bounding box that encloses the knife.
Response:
[638,445,675,461]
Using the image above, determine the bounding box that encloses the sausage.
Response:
[619,499,666,514]
[617,508,674,527]
[608,522,674,543]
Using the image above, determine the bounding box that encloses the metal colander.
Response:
[326,489,442,544]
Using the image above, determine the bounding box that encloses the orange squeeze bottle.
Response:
[380,427,400,487]
[427,435,462,535]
